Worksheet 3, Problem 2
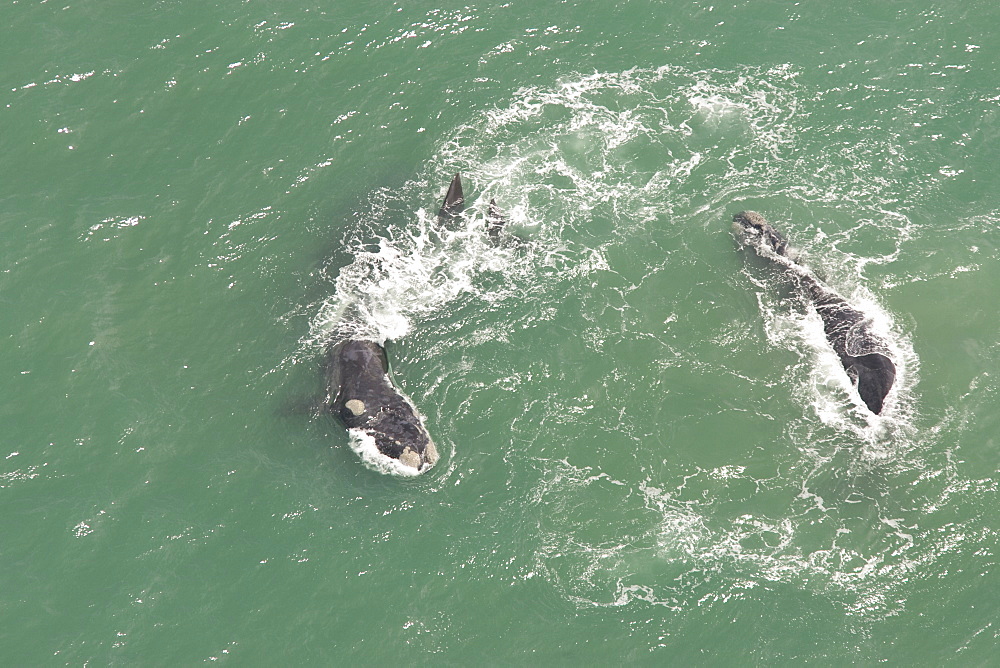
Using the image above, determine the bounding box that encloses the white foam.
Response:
[323,65,965,627]
[308,204,516,346]
[689,94,746,127]
[436,65,803,233]
[527,449,973,619]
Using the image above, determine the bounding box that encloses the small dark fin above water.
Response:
[486,198,505,243]
[437,173,464,221]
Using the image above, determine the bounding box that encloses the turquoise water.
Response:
[3,0,999,663]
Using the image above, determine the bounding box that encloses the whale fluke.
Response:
[438,172,464,221]
[733,211,897,415]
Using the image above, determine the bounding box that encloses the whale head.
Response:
[732,210,788,257]
[327,339,439,473]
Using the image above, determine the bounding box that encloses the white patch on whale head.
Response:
[345,399,366,416]
[398,446,421,470]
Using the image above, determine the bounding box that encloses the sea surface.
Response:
[3,0,999,664]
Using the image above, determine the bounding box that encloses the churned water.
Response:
[2,0,998,664]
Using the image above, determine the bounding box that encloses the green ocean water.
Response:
[3,0,999,663]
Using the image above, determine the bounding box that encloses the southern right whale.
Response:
[326,338,438,472]
[733,211,896,415]
[324,173,507,473]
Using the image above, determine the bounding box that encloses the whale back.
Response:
[812,293,897,415]
[848,353,897,415]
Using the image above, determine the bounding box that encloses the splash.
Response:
[308,201,519,346]
[409,65,971,637]
[307,64,817,350]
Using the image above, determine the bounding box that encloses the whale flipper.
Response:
[437,173,464,222]
[733,211,897,415]
[326,339,438,472]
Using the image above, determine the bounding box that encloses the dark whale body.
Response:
[324,177,459,473]
[733,211,896,415]
[327,339,438,472]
